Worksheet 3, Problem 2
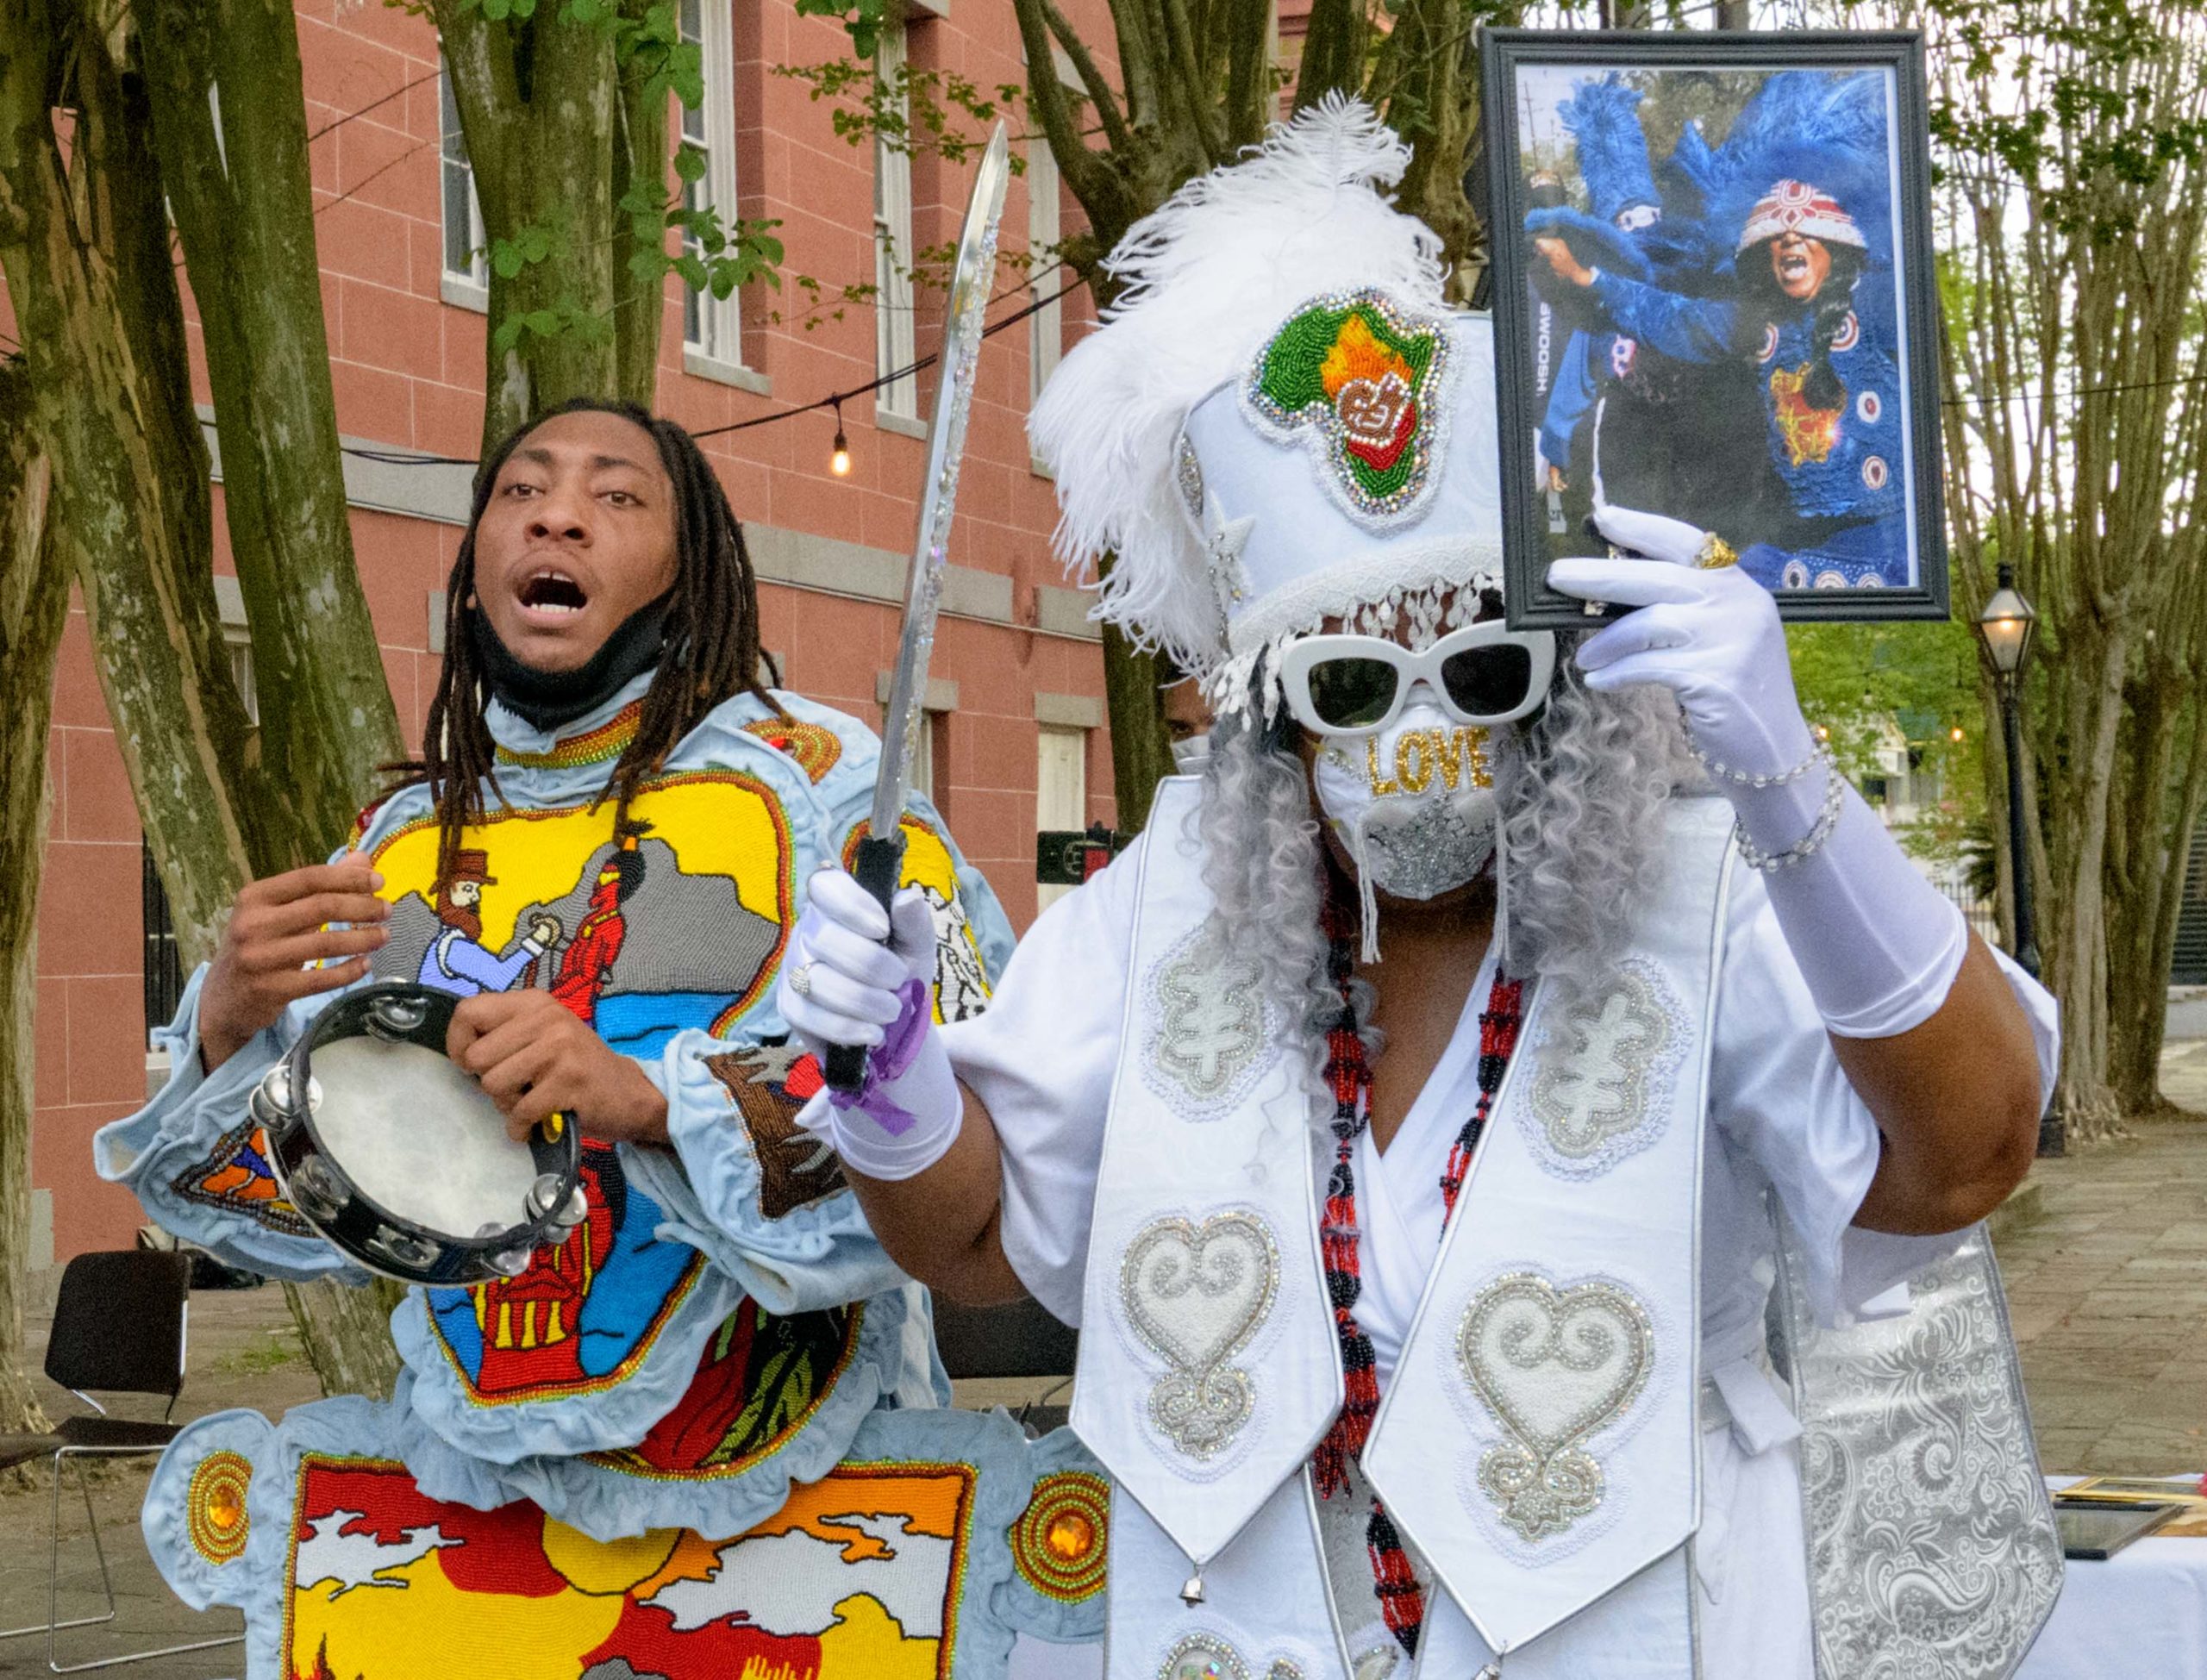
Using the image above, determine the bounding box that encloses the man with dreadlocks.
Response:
[778,104,2062,1680]
[95,402,1109,1676]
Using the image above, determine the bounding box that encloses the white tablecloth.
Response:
[2016,1477,2207,1680]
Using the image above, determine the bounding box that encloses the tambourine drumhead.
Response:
[308,1035,538,1240]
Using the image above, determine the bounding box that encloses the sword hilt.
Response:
[823,830,909,1094]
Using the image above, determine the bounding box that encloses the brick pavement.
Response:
[2001,1042,2207,1476]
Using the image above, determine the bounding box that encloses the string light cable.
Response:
[334,269,1088,472]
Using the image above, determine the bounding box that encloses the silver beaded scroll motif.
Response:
[1522,959,1685,1179]
[1458,1273,1655,1543]
[1121,1211,1280,1461]
[1144,918,1272,1120]
[1156,1633,1306,1680]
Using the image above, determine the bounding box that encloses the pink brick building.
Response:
[25,0,1114,1269]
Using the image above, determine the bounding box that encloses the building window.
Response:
[678,0,743,365]
[1035,725,1087,911]
[226,627,258,726]
[440,59,488,295]
[1028,140,1062,405]
[873,22,918,420]
[142,843,184,1044]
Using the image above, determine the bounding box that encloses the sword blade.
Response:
[869,123,1011,845]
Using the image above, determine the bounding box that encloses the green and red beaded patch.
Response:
[1243,289,1454,528]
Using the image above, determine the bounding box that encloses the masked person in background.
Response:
[776,103,2061,1680]
[95,400,1104,1678]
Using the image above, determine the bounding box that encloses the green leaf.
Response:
[710,268,739,300]
[491,240,525,279]
[673,143,709,184]
[491,317,525,353]
[524,309,562,337]
[676,253,710,289]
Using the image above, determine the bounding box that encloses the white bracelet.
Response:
[1690,734,1823,790]
[1734,750,1846,873]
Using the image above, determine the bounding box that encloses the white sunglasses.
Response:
[1277,621,1559,737]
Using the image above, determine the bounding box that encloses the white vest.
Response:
[1076,780,1735,1677]
[1072,778,2064,1680]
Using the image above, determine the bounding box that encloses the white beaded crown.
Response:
[1029,97,1507,721]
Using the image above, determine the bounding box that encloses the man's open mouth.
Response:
[519,569,589,616]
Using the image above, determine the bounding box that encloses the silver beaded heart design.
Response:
[1458,1272,1654,1542]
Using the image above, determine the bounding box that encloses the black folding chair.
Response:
[934,1296,1079,1433]
[0,1251,243,1673]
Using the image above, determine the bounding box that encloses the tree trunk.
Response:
[3,0,407,1397]
[1098,621,1176,833]
[137,0,405,851]
[135,0,414,1391]
[435,0,653,453]
[0,365,63,1438]
[0,0,269,964]
[282,1277,406,1402]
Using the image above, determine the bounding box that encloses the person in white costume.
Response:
[777,102,2058,1680]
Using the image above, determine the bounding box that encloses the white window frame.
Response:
[678,0,746,371]
[439,58,489,309]
[873,22,919,422]
[1035,724,1088,911]
[1028,139,1063,407]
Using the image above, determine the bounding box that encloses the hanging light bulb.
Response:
[828,398,852,478]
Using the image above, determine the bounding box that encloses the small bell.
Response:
[1179,1572,1205,1605]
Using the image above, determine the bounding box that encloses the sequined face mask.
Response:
[1311,693,1499,902]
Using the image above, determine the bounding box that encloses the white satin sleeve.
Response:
[938,834,1147,1328]
[1711,866,2059,1327]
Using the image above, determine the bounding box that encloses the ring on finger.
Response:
[1693,534,1740,571]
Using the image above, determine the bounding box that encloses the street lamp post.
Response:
[1975,562,2053,1152]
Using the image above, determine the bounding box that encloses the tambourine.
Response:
[251,983,585,1287]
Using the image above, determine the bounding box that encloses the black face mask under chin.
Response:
[470,591,674,732]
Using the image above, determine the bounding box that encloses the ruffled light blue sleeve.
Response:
[641,693,1016,1302]
[621,1033,910,1315]
[1713,870,2059,1327]
[91,966,359,1282]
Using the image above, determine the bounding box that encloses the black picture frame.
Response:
[1480,28,1950,628]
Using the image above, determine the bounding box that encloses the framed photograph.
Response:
[1480,30,1950,628]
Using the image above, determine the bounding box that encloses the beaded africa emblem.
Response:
[1458,1273,1654,1544]
[1242,290,1454,529]
[1120,1212,1280,1461]
[1009,1471,1109,1605]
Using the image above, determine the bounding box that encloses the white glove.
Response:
[776,868,963,1179]
[1547,506,1967,1039]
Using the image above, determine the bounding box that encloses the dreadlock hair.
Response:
[1737,239,1867,413]
[416,397,781,888]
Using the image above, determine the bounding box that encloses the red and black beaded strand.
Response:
[1308,889,1527,1658]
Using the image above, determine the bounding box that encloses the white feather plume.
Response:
[1029,96,1447,672]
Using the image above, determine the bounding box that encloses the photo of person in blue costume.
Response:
[1512,64,1923,593]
